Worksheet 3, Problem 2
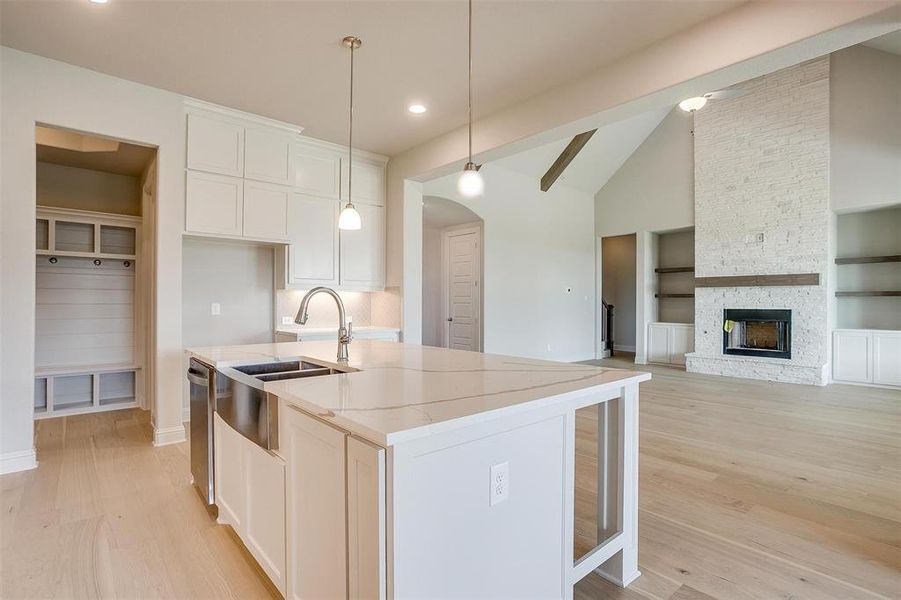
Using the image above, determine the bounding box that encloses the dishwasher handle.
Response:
[186,368,210,387]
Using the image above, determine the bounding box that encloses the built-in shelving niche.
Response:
[834,206,901,331]
[34,368,139,419]
[654,228,695,324]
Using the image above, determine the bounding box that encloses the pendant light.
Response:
[457,0,483,198]
[338,35,363,231]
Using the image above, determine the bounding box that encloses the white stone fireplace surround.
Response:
[685,57,831,385]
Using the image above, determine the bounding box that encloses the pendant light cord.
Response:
[348,40,355,207]
[468,0,473,165]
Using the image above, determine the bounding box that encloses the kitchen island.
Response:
[188,340,650,599]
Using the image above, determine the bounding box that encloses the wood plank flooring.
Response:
[1,357,898,599]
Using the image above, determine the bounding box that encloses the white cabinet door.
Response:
[347,436,387,600]
[340,203,386,289]
[243,180,289,241]
[245,441,287,597]
[245,126,294,185]
[834,330,871,383]
[287,193,339,286]
[668,325,694,366]
[647,323,671,364]
[342,160,385,206]
[187,112,244,177]
[185,171,244,236]
[214,414,246,531]
[873,332,901,387]
[283,406,348,600]
[294,146,341,198]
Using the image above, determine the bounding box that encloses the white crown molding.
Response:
[36,205,142,226]
[184,97,305,134]
[295,136,389,167]
[153,424,187,447]
[0,449,38,475]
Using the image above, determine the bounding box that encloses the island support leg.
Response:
[596,383,640,586]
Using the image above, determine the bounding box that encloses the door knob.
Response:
[447,317,453,322]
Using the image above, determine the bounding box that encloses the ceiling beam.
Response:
[540,129,596,192]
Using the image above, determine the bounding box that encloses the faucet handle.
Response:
[346,319,353,341]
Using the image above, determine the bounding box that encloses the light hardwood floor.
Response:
[1,358,899,599]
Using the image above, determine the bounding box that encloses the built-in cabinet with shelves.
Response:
[833,329,901,388]
[34,207,144,418]
[184,101,387,291]
[647,322,695,366]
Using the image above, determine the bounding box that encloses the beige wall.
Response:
[36,161,141,216]
[1,47,186,469]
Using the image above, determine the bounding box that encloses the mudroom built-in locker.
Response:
[33,126,157,419]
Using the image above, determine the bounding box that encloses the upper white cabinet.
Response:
[187,112,244,177]
[243,180,290,241]
[294,144,341,198]
[342,159,385,206]
[834,329,900,387]
[285,193,339,286]
[245,126,294,185]
[340,203,386,289]
[185,171,244,236]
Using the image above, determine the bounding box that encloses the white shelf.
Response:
[34,366,139,419]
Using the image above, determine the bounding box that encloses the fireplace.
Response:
[723,309,791,359]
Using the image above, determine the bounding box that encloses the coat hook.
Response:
[93,259,102,266]
[123,260,131,268]
[49,256,58,264]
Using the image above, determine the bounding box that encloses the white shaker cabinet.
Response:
[647,322,695,366]
[294,145,341,199]
[284,193,339,286]
[834,329,901,387]
[186,112,245,177]
[245,126,294,185]
[185,171,244,236]
[340,203,386,289]
[346,436,387,600]
[342,159,385,206]
[214,414,287,596]
[243,180,290,241]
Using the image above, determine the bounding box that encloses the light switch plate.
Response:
[490,462,509,506]
[210,302,221,316]
[281,316,293,325]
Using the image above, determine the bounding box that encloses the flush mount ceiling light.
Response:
[338,35,363,231]
[408,104,427,114]
[89,0,109,4]
[457,0,483,198]
[678,96,708,112]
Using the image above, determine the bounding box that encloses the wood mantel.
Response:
[694,273,820,287]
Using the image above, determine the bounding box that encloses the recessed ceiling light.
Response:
[89,0,109,4]
[408,104,427,114]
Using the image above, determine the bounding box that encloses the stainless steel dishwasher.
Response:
[187,358,216,508]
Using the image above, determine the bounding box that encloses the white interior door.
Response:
[443,227,481,352]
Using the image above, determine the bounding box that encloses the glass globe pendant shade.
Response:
[457,163,484,197]
[338,203,362,230]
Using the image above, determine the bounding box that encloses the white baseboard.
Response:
[0,449,38,475]
[153,424,187,447]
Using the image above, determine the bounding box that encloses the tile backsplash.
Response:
[275,287,401,329]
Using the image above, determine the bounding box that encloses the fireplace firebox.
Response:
[723,309,791,359]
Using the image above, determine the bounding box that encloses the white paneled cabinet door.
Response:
[187,112,244,177]
[295,146,341,198]
[834,330,872,383]
[873,332,901,387]
[283,406,348,600]
[243,180,289,241]
[245,126,294,185]
[214,414,245,531]
[647,323,670,364]
[341,160,384,205]
[185,171,244,236]
[668,325,693,366]
[339,203,386,289]
[244,441,287,597]
[287,194,339,286]
[347,436,387,600]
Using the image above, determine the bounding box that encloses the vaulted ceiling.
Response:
[0,0,743,156]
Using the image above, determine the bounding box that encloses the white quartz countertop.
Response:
[187,340,650,447]
[275,325,400,335]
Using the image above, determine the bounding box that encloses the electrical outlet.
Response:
[281,316,293,325]
[490,462,509,506]
[210,302,221,316]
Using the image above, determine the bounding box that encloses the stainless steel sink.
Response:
[229,358,356,384]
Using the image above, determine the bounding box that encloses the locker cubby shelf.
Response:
[34,367,140,419]
[35,206,140,260]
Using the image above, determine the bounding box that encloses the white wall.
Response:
[421,226,443,348]
[424,166,596,362]
[36,162,142,216]
[831,45,901,213]
[1,47,186,471]
[601,235,636,351]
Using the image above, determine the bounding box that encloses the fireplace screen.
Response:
[723,309,791,359]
